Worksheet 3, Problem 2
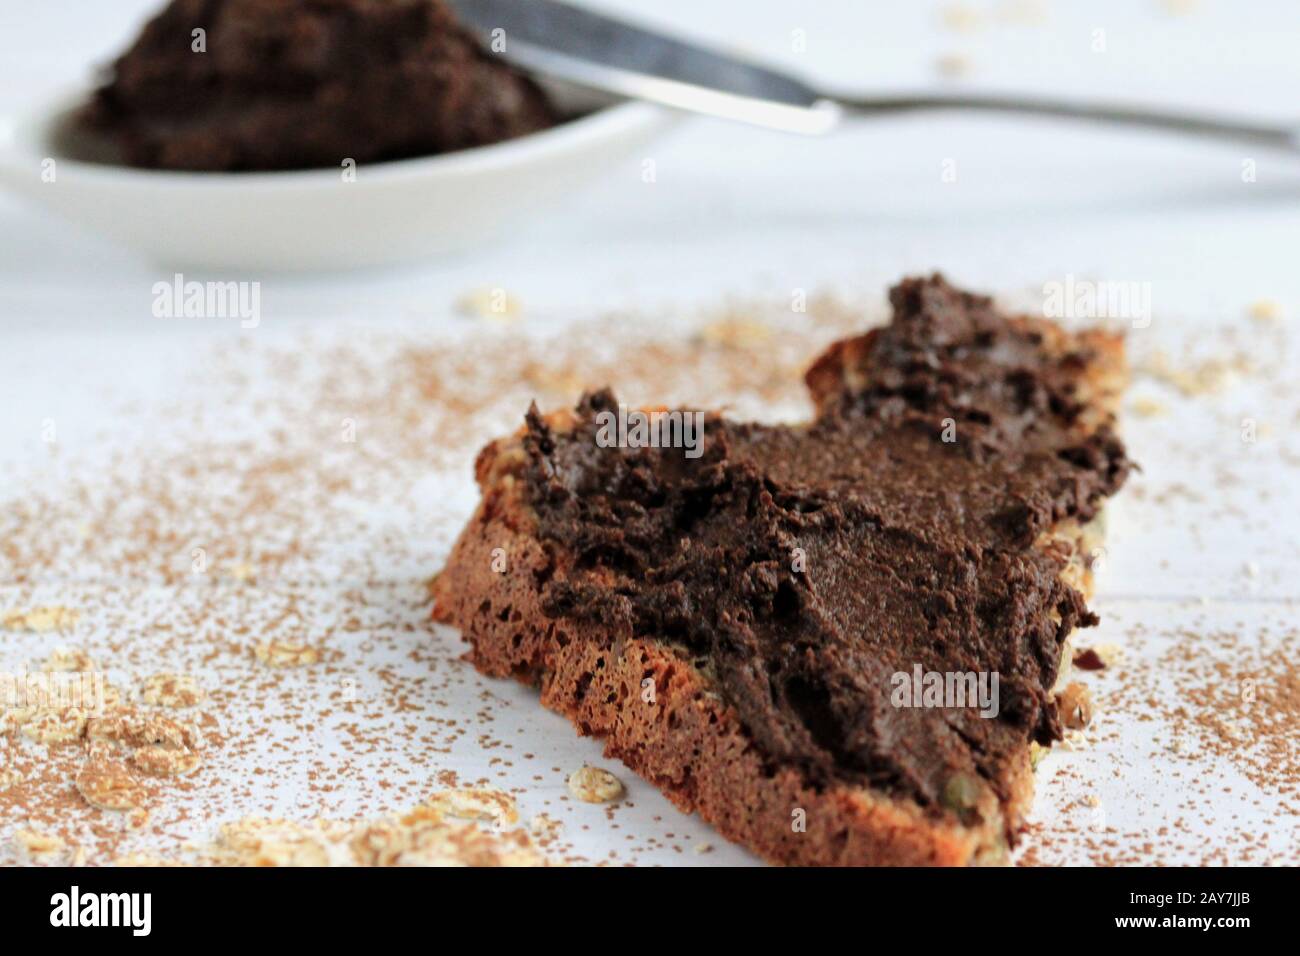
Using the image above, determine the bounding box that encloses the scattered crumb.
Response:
[141,673,205,708]
[124,794,549,867]
[1029,740,1047,769]
[1248,299,1281,323]
[76,759,147,812]
[1136,350,1249,397]
[1129,396,1168,418]
[21,709,88,745]
[1072,648,1108,671]
[695,315,773,349]
[1084,643,1123,670]
[113,853,178,867]
[254,640,321,668]
[940,0,1045,31]
[1056,682,1093,731]
[528,813,562,841]
[225,561,256,582]
[131,746,202,777]
[41,647,95,672]
[568,766,626,804]
[998,0,1047,25]
[2,607,80,633]
[88,712,201,752]
[425,787,519,826]
[14,828,66,863]
[939,3,982,32]
[935,52,972,78]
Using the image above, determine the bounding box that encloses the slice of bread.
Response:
[432,275,1130,866]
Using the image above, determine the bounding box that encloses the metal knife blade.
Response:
[448,0,840,134]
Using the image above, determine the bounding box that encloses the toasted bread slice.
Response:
[432,275,1130,865]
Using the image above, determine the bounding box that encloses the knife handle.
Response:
[834,91,1298,152]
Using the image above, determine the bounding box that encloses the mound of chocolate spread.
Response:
[85,0,557,171]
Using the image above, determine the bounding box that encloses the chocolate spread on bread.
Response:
[86,0,556,171]
[518,276,1130,809]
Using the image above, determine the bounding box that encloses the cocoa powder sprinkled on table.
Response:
[4,293,1297,865]
[2,294,863,866]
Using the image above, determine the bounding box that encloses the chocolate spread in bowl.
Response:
[520,276,1131,809]
[84,0,557,171]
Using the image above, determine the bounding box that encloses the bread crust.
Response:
[432,308,1126,866]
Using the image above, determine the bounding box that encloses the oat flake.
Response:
[567,766,625,803]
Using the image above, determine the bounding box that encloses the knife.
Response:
[450,0,1297,150]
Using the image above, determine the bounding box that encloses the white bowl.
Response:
[0,83,677,271]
